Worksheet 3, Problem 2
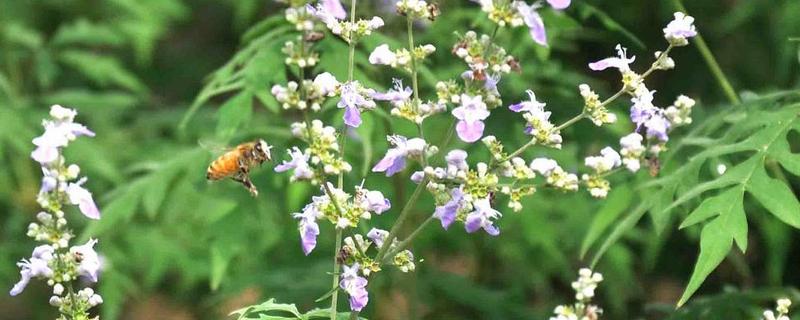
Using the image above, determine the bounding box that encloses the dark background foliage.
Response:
[1,0,799,319]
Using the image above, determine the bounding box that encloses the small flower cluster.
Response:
[475,0,570,46]
[580,12,697,190]
[372,79,446,124]
[369,43,436,71]
[509,90,563,148]
[530,157,579,192]
[271,79,329,111]
[582,147,621,198]
[293,183,390,255]
[579,84,617,126]
[280,120,351,180]
[372,135,432,176]
[13,105,103,320]
[282,40,320,68]
[452,30,520,82]
[308,3,384,43]
[408,150,503,234]
[762,298,792,320]
[550,268,604,320]
[395,0,439,20]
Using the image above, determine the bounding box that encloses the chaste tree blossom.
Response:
[339,264,369,311]
[292,183,390,255]
[474,0,570,46]
[452,94,491,142]
[762,298,792,320]
[372,135,428,176]
[264,2,702,317]
[550,268,604,320]
[13,105,104,319]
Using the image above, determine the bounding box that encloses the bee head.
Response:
[255,139,273,161]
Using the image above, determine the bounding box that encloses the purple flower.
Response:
[66,178,100,220]
[367,228,389,247]
[274,147,314,180]
[433,188,463,229]
[10,245,54,296]
[293,204,321,255]
[31,119,95,165]
[39,168,58,194]
[70,239,101,282]
[509,90,546,113]
[372,79,412,103]
[322,0,346,20]
[464,198,501,236]
[340,264,369,311]
[410,171,425,183]
[514,1,547,46]
[588,44,636,72]
[644,114,670,141]
[363,190,391,214]
[484,73,501,96]
[547,0,571,10]
[307,3,342,33]
[663,12,697,46]
[630,85,670,141]
[445,149,468,169]
[338,82,375,128]
[452,94,490,143]
[372,135,427,176]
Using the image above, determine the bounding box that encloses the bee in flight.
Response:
[206,139,272,197]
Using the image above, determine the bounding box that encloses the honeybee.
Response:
[206,139,273,196]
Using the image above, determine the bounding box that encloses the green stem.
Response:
[347,0,357,82]
[670,0,740,104]
[383,215,435,262]
[407,17,419,103]
[340,0,358,190]
[375,176,430,263]
[330,229,343,320]
[323,178,346,320]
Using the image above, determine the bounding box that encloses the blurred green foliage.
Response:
[1,0,799,319]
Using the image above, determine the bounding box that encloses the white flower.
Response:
[66,178,101,220]
[70,238,101,282]
[49,105,77,121]
[530,158,558,175]
[369,44,397,66]
[313,72,339,96]
[663,12,697,46]
[571,268,603,302]
[10,245,55,296]
[619,133,645,172]
[588,44,635,72]
[585,147,621,173]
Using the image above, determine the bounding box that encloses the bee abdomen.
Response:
[207,153,239,180]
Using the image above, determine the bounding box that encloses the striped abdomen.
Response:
[206,150,242,180]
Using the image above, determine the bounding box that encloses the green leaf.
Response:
[59,50,147,93]
[677,217,734,307]
[51,19,124,47]
[215,90,254,141]
[209,244,230,291]
[746,164,800,228]
[580,185,632,258]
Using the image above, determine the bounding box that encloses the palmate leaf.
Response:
[641,96,800,306]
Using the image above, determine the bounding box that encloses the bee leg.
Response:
[233,170,258,197]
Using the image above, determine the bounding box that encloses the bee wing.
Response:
[198,138,233,158]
